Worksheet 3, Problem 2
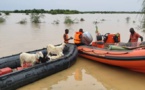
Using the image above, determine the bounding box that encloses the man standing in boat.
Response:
[63,29,73,43]
[128,28,143,47]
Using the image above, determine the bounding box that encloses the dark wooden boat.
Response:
[0,43,78,90]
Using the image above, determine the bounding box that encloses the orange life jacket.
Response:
[64,34,69,43]
[74,32,82,44]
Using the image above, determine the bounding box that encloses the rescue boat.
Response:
[78,32,145,73]
[78,44,145,73]
[0,43,78,90]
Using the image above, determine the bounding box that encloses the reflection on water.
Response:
[51,69,107,90]
[74,68,82,81]
[1,13,145,90]
[31,23,41,29]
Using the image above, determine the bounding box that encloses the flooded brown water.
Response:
[0,13,145,90]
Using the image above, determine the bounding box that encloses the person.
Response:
[63,29,73,43]
[128,28,143,46]
[113,33,120,45]
[74,28,84,46]
[95,25,103,41]
[93,26,104,48]
[96,30,102,41]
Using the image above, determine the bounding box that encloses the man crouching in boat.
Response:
[74,29,93,46]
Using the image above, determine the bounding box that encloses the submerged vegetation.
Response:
[52,20,59,24]
[125,17,130,23]
[0,13,6,23]
[80,18,85,21]
[0,8,143,27]
[30,13,45,23]
[0,9,143,25]
[4,12,10,15]
[18,18,27,24]
[93,20,98,25]
[64,16,79,24]
[0,16,5,23]
[64,16,74,24]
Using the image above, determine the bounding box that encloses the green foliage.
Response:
[12,9,79,14]
[1,9,143,14]
[4,12,10,15]
[64,16,79,24]
[0,17,5,23]
[14,9,48,14]
[18,18,27,24]
[49,9,79,14]
[26,13,29,15]
[64,16,74,24]
[30,13,45,23]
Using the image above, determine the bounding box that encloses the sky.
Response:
[0,0,143,11]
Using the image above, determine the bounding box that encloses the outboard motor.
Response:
[82,32,93,45]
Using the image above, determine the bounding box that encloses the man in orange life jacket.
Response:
[128,28,143,46]
[74,28,84,46]
[63,29,73,43]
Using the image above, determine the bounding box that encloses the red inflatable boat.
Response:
[78,45,145,73]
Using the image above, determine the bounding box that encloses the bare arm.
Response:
[63,34,67,41]
[140,36,143,42]
[64,34,73,41]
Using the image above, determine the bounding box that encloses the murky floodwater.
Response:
[0,13,145,90]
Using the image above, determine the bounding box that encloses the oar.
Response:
[122,45,145,50]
